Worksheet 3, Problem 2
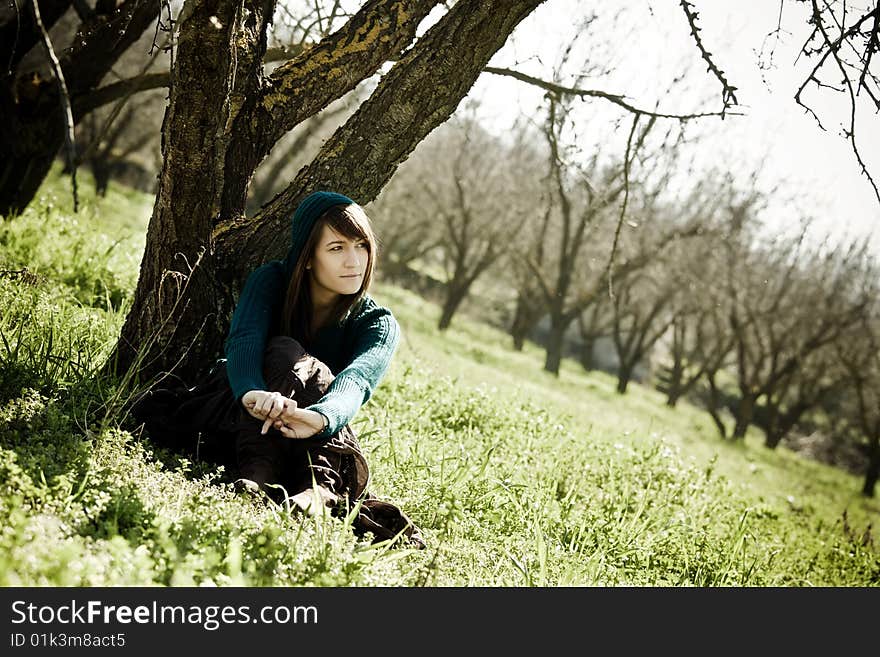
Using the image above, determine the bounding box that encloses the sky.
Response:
[462,0,880,255]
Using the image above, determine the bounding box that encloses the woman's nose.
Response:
[344,248,360,267]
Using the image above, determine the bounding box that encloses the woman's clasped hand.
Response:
[241,389,326,438]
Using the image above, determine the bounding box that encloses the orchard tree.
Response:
[725,229,874,440]
[390,117,541,330]
[835,319,880,497]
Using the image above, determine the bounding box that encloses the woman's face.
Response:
[308,223,370,300]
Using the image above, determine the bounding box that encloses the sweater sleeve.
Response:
[224,262,285,401]
[306,309,401,437]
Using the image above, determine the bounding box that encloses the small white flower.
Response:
[209,16,223,29]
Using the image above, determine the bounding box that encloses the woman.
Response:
[133,191,423,548]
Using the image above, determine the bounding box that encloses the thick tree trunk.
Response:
[0,0,73,212]
[113,0,267,383]
[0,97,61,216]
[115,0,546,381]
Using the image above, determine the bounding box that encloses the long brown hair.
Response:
[281,203,377,343]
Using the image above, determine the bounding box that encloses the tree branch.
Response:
[215,0,547,279]
[259,0,442,145]
[809,0,880,203]
[679,0,739,115]
[483,66,740,120]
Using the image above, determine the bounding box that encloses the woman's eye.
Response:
[356,242,369,249]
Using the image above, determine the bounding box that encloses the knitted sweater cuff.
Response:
[306,375,369,437]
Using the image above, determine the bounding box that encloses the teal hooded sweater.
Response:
[224,191,400,439]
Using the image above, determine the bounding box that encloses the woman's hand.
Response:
[272,408,328,440]
[241,390,298,434]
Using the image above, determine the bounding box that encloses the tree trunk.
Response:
[862,440,879,498]
[732,393,757,440]
[113,0,266,383]
[616,363,633,394]
[114,0,546,381]
[705,372,728,439]
[763,412,789,449]
[438,283,468,330]
[510,290,542,351]
[544,315,567,375]
[580,336,596,371]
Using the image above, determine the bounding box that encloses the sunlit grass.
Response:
[0,170,877,586]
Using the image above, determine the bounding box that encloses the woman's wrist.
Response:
[316,412,329,432]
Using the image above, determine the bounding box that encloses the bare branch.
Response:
[679,0,740,115]
[605,113,640,300]
[483,66,740,120]
[809,0,880,203]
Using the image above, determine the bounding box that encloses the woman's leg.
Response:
[235,336,361,511]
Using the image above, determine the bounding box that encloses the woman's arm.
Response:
[304,310,401,437]
[224,262,286,401]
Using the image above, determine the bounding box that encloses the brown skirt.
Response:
[130,336,424,549]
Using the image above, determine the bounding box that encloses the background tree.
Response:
[725,226,874,441]
[834,318,880,497]
[609,262,677,395]
[393,116,540,330]
[1,0,161,214]
[575,295,612,372]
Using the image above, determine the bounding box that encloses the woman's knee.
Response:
[262,336,332,395]
[262,337,308,384]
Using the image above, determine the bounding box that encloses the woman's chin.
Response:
[336,279,363,295]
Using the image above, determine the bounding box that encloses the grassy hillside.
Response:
[1,168,877,586]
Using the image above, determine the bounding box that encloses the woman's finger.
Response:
[269,393,286,419]
[254,393,272,417]
[261,416,273,434]
[278,400,298,422]
[278,424,298,439]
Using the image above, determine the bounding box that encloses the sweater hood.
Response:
[284,190,355,277]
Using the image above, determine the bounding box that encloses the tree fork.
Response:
[216,0,546,280]
[219,0,442,219]
[116,0,546,382]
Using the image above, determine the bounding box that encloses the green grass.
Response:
[0,169,877,586]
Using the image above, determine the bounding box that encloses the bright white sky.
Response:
[461,0,880,255]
